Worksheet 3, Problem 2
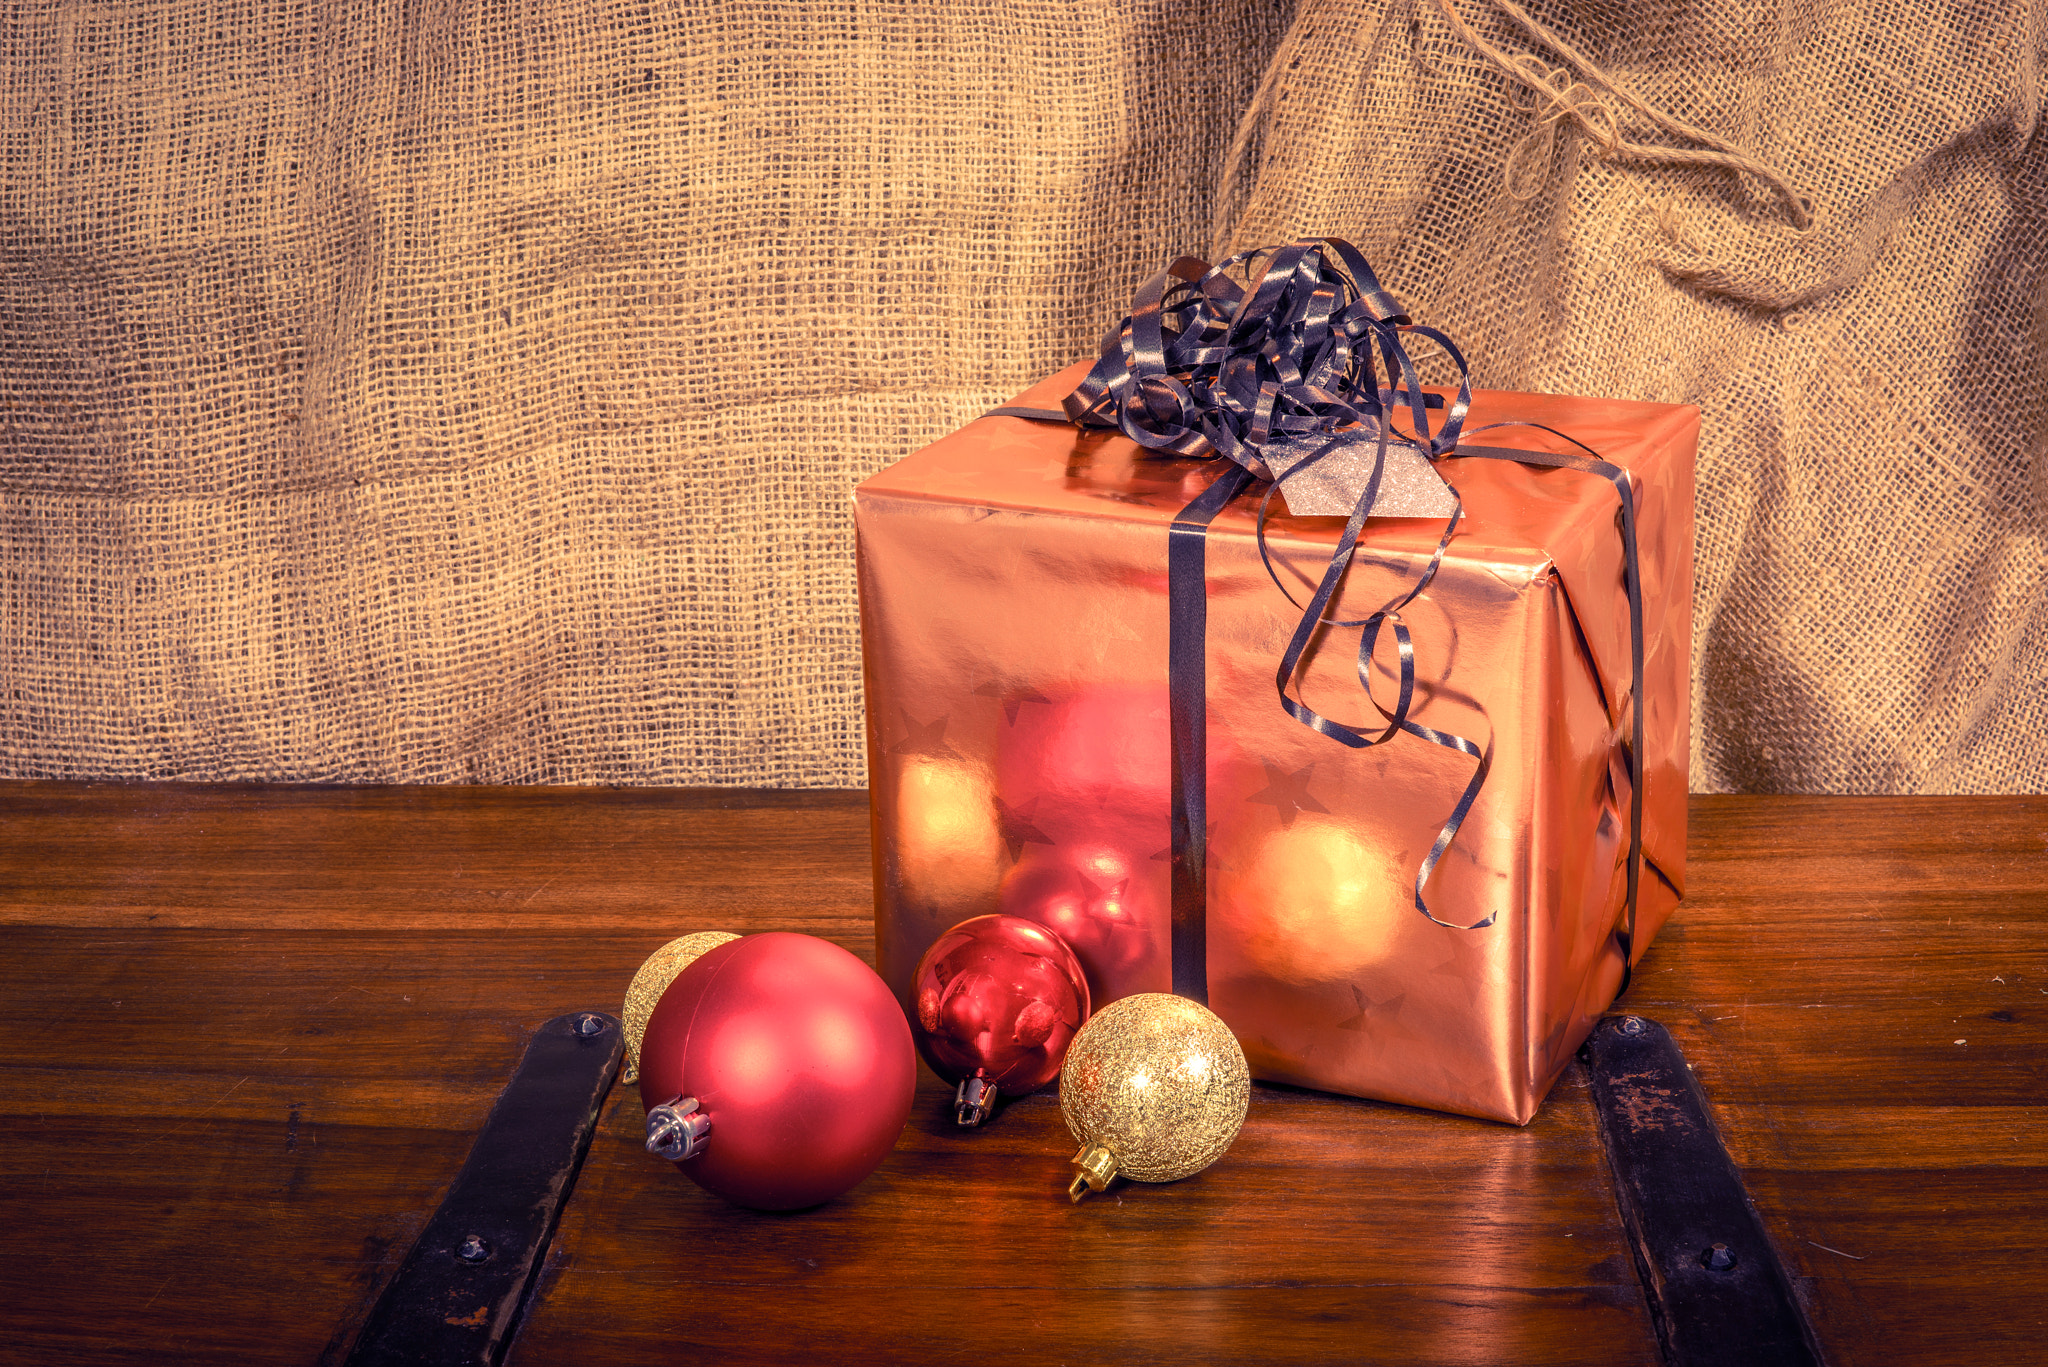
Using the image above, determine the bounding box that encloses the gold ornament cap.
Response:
[1058,992,1249,1200]
[621,931,741,1083]
[1068,1142,1119,1202]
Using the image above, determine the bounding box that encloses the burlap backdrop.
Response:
[1,0,2041,791]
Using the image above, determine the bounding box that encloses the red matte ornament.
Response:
[637,932,916,1210]
[911,914,1090,1125]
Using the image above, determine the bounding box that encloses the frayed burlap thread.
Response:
[1435,0,1813,226]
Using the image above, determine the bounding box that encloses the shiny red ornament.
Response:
[911,914,1091,1124]
[637,932,916,1210]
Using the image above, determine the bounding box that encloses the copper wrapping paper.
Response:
[855,361,1695,1124]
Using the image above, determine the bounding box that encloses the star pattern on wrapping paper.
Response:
[1334,983,1406,1033]
[890,710,959,760]
[1083,609,1144,666]
[1427,952,1470,980]
[1425,918,1507,983]
[1246,762,1331,828]
[1422,1062,1481,1116]
[984,424,1070,487]
[1083,871,1131,902]
[972,679,1053,726]
[991,795,1057,862]
[1425,923,1496,983]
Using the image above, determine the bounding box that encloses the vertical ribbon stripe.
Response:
[1167,462,1257,1003]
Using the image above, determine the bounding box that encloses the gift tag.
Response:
[1265,432,1459,518]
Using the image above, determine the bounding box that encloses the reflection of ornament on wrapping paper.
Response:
[1060,993,1249,1202]
[996,686,1170,814]
[993,687,1182,1009]
[1211,801,1450,1092]
[1211,818,1404,985]
[1001,843,1165,1011]
[893,758,1002,911]
[911,914,1091,1125]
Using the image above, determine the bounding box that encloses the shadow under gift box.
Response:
[855,360,1695,1124]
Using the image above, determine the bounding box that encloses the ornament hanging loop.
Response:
[1068,1143,1119,1202]
[645,1096,712,1161]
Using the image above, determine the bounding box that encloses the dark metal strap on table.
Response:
[1585,1016,1823,1367]
[345,1011,624,1367]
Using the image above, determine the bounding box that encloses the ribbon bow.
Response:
[1061,239,1473,479]
[990,239,1647,998]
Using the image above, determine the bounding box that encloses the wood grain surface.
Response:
[0,784,2040,1365]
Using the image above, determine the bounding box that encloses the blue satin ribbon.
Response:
[991,239,1644,1003]
[1060,240,1472,476]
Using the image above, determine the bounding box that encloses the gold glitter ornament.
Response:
[620,931,741,1084]
[1059,992,1249,1201]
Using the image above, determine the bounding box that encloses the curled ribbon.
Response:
[1061,239,1472,475]
[990,239,1646,999]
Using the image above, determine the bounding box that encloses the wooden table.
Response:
[0,786,2040,1365]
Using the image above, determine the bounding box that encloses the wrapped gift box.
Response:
[855,359,1694,1123]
